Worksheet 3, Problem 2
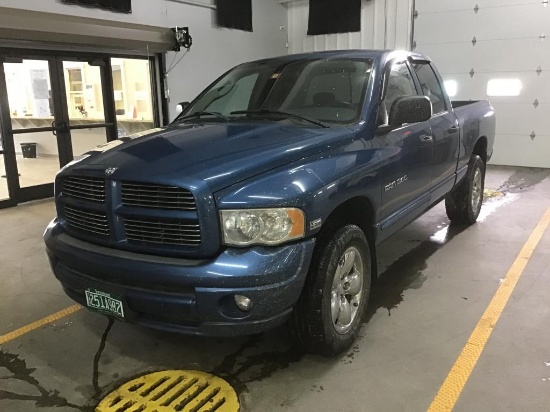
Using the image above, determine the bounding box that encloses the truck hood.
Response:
[75,122,355,192]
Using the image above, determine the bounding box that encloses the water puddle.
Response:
[367,188,521,323]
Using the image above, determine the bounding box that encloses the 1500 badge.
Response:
[385,175,408,192]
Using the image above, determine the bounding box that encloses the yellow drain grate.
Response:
[96,370,239,412]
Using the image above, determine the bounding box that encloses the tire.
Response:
[445,154,485,225]
[290,224,372,357]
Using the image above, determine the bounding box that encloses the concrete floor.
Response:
[0,155,60,200]
[1,165,550,412]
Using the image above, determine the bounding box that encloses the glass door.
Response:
[59,58,116,159]
[0,51,159,208]
[2,57,63,202]
[0,55,116,203]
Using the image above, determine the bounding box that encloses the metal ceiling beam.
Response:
[0,7,174,53]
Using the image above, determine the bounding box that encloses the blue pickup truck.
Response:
[45,50,495,356]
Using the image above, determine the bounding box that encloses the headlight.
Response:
[221,208,305,246]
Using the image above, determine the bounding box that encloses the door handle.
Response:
[448,126,459,132]
[419,135,433,142]
[52,121,69,136]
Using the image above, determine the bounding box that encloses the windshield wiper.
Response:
[175,111,230,123]
[230,110,329,128]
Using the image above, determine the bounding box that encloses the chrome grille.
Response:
[121,182,196,210]
[64,206,110,236]
[124,217,201,246]
[62,176,106,203]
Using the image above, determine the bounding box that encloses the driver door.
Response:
[373,60,434,239]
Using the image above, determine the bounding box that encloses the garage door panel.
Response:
[490,102,549,136]
[416,7,548,46]
[416,0,544,14]
[473,5,548,39]
[415,0,472,14]
[490,134,550,168]
[415,12,475,44]
[418,41,550,74]
[416,0,548,166]
[439,73,492,100]
[442,72,550,105]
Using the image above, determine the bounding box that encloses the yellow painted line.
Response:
[428,207,550,412]
[0,304,82,345]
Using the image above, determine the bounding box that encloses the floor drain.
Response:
[96,370,239,412]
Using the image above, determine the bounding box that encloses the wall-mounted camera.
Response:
[172,27,193,51]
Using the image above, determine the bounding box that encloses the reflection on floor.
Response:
[0,155,60,200]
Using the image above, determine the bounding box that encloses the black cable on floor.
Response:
[92,316,115,399]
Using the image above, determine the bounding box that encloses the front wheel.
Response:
[290,224,371,357]
[445,154,485,225]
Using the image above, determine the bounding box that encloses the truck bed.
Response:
[452,99,496,172]
[451,100,482,109]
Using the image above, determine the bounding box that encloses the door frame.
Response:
[0,48,163,207]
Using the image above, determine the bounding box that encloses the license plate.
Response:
[85,289,125,319]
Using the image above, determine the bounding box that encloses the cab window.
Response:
[413,63,447,114]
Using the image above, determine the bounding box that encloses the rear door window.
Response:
[413,64,447,114]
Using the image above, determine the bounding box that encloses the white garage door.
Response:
[413,0,550,168]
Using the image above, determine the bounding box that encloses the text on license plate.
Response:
[85,289,125,318]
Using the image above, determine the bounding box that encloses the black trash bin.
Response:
[20,143,37,159]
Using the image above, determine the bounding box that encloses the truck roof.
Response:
[248,49,431,66]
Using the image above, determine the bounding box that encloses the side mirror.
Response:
[176,101,190,114]
[388,96,432,126]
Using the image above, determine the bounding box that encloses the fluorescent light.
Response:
[487,79,522,97]
[444,80,457,97]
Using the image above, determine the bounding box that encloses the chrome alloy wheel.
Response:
[471,167,482,212]
[331,246,364,334]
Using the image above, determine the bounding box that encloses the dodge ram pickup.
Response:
[44,50,495,356]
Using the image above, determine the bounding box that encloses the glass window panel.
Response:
[206,73,259,113]
[63,61,105,124]
[14,133,60,188]
[111,58,154,122]
[384,62,418,111]
[444,80,458,97]
[487,79,522,97]
[378,62,418,125]
[0,155,10,200]
[71,127,108,157]
[413,63,447,114]
[4,60,53,130]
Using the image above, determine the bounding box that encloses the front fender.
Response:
[215,141,381,238]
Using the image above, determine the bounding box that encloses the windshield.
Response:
[179,58,373,126]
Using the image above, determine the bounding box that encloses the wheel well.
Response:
[320,196,377,277]
[473,136,488,164]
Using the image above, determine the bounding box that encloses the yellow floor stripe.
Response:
[0,304,82,345]
[428,207,550,412]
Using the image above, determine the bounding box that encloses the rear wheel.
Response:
[290,224,371,357]
[445,154,485,225]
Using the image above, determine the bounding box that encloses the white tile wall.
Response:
[285,0,414,53]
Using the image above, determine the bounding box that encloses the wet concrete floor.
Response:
[1,165,550,411]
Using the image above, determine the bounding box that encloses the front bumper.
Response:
[44,220,315,336]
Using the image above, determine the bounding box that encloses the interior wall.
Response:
[163,0,288,118]
[12,129,107,157]
[285,0,414,53]
[414,0,550,168]
[0,0,288,120]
